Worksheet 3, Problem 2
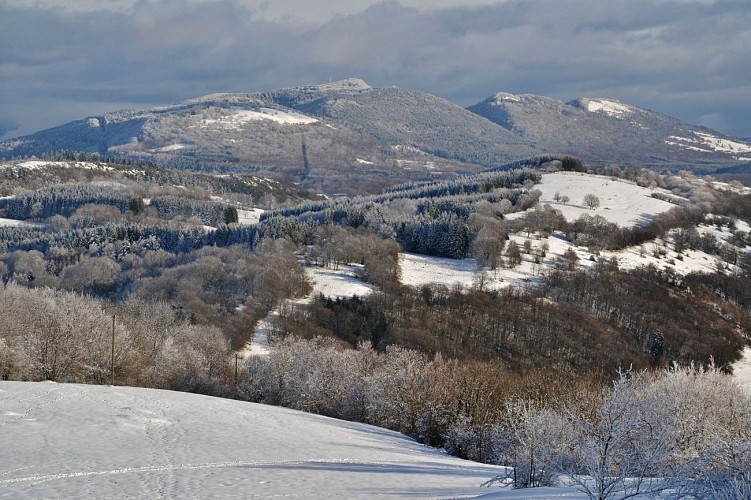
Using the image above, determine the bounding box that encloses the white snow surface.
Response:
[400,253,481,289]
[514,171,680,227]
[0,381,519,499]
[154,143,190,152]
[200,107,318,129]
[237,207,264,225]
[665,131,751,160]
[733,347,751,395]
[306,263,377,299]
[243,264,377,357]
[308,78,372,92]
[491,92,521,103]
[0,217,40,228]
[584,98,634,117]
[14,160,113,171]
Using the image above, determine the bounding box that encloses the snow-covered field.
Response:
[200,107,318,129]
[400,253,480,289]
[0,381,535,499]
[306,264,376,299]
[515,171,680,227]
[154,143,190,152]
[666,131,751,160]
[244,264,377,356]
[237,207,264,225]
[0,217,42,228]
[584,98,634,118]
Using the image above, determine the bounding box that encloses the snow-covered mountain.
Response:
[1,79,749,195]
[0,79,532,194]
[468,92,751,168]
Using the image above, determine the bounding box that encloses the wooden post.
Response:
[234,353,239,385]
[111,314,115,386]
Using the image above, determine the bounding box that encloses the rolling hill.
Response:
[0,381,521,499]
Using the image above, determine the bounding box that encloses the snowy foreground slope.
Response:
[0,382,585,499]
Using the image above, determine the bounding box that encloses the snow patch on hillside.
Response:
[396,159,438,170]
[0,381,508,499]
[665,131,751,160]
[244,264,376,357]
[400,253,481,289]
[511,171,679,227]
[491,92,521,103]
[155,143,190,152]
[733,347,751,395]
[584,98,634,117]
[14,161,113,171]
[391,144,429,156]
[200,108,317,129]
[0,217,41,228]
[236,208,264,225]
[311,78,372,92]
[306,264,376,299]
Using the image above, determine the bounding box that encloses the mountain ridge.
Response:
[469,90,751,167]
[2,79,749,194]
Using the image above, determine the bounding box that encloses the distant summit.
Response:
[298,78,372,92]
[468,91,751,166]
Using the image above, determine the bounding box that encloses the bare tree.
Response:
[584,194,600,210]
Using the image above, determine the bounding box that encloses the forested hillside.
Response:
[1,154,749,376]
[1,154,750,497]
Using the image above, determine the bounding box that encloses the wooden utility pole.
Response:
[111,314,115,386]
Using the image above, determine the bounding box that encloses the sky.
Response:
[1,0,749,141]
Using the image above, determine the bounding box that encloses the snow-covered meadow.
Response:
[0,217,40,228]
[236,207,265,225]
[199,107,318,130]
[513,171,680,227]
[0,381,539,499]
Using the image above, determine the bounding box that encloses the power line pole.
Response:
[111,314,115,386]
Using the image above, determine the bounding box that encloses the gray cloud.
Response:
[1,0,749,140]
[0,118,19,139]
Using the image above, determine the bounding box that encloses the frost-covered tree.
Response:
[503,400,571,488]
[559,369,669,499]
